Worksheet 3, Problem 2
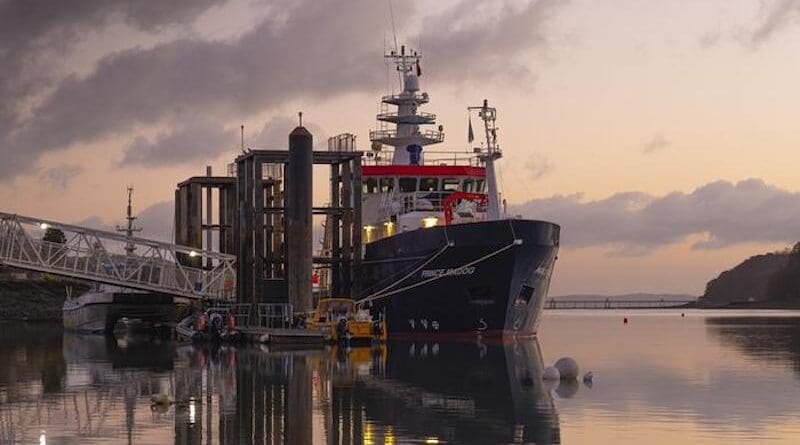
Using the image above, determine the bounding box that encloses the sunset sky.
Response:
[3,0,800,296]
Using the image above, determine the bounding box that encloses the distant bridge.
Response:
[0,212,235,301]
[546,298,695,310]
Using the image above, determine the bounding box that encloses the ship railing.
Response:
[366,149,482,167]
[369,129,445,143]
[380,191,489,216]
[376,111,437,122]
[381,92,429,104]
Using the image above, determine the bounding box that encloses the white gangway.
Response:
[0,212,235,301]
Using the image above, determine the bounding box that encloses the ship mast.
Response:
[116,186,142,256]
[469,100,502,220]
[370,45,444,165]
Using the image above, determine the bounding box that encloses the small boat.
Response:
[176,307,244,343]
[63,288,174,334]
[306,298,386,343]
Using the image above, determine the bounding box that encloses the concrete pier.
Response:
[287,126,314,314]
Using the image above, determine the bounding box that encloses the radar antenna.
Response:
[116,186,142,255]
[468,100,502,219]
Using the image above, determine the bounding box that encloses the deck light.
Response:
[422,217,438,228]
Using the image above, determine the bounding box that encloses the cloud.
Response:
[135,201,175,242]
[420,0,563,84]
[698,31,721,49]
[750,0,800,46]
[39,164,83,188]
[122,117,238,166]
[523,153,554,180]
[74,200,173,243]
[512,178,800,255]
[642,133,670,154]
[0,0,564,179]
[251,116,327,149]
[0,0,223,153]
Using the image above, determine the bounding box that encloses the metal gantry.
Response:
[0,212,236,301]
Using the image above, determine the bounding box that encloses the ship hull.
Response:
[63,291,175,334]
[361,219,559,337]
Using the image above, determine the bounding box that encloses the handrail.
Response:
[0,212,236,301]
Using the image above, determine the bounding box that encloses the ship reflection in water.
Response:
[0,323,560,444]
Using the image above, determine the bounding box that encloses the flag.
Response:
[468,116,474,143]
[416,60,422,76]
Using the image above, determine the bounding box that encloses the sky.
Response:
[2,0,800,296]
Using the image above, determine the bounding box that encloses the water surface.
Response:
[1,310,799,444]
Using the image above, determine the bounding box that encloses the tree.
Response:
[767,242,800,301]
[43,227,66,244]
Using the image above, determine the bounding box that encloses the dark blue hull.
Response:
[360,219,559,337]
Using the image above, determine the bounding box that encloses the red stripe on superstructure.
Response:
[362,165,485,177]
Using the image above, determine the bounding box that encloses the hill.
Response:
[701,243,800,308]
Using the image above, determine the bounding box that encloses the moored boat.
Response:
[350,45,559,337]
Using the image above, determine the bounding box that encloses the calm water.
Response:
[1,310,800,444]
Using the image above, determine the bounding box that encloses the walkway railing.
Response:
[0,212,236,301]
[546,298,696,310]
[206,303,294,329]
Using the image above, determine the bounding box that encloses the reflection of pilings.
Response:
[236,351,254,443]
[253,370,264,443]
[125,386,135,445]
[286,354,313,445]
[332,384,357,445]
[174,360,203,445]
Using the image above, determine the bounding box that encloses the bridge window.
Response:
[476,179,485,192]
[419,177,439,192]
[462,178,474,192]
[399,177,417,192]
[363,178,378,194]
[442,178,460,191]
[379,177,395,193]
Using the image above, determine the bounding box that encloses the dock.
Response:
[239,327,326,345]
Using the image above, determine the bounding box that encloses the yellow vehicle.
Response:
[306,298,387,343]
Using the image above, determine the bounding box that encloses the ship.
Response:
[62,188,175,334]
[355,46,560,337]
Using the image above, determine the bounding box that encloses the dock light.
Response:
[188,398,196,424]
[39,223,49,230]
[422,217,438,228]
[363,225,376,243]
[424,438,441,444]
[188,250,198,258]
[383,220,395,236]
